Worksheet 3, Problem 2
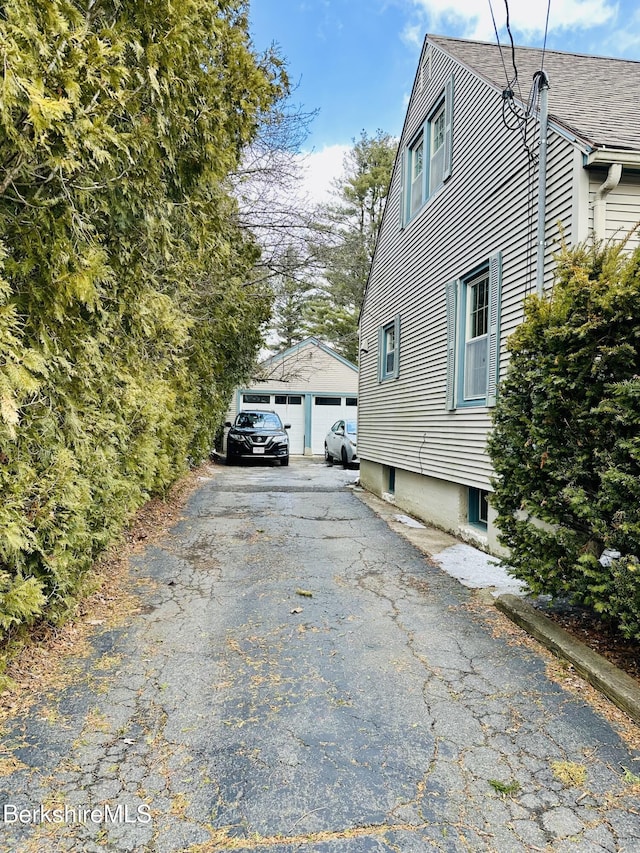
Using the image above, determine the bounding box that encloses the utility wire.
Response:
[488,0,551,295]
[541,0,551,72]
[503,0,524,105]
[490,0,531,156]
[488,0,512,90]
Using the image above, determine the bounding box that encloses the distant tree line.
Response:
[266,130,397,364]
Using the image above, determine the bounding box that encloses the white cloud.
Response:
[408,0,616,41]
[297,144,350,204]
[401,21,423,46]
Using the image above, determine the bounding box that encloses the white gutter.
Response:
[593,163,623,241]
[587,149,640,168]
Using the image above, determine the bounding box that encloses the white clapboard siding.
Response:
[253,339,358,394]
[227,339,358,435]
[588,170,640,251]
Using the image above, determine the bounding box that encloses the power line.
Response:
[503,0,525,106]
[488,0,552,296]
[488,0,512,90]
[541,0,551,73]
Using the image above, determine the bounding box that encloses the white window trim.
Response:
[445,253,502,410]
[378,315,401,381]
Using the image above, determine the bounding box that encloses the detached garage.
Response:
[226,338,358,456]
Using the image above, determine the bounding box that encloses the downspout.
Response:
[535,71,550,296]
[593,163,622,241]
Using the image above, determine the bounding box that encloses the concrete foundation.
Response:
[360,459,507,556]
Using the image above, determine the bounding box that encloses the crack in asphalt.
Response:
[0,463,638,852]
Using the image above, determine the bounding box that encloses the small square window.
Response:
[346,397,357,407]
[469,488,489,529]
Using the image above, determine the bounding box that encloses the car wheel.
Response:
[341,447,349,469]
[281,455,289,467]
[324,444,333,464]
[226,453,236,466]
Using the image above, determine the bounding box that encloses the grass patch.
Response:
[551,760,587,787]
[488,778,521,797]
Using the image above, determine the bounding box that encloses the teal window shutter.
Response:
[445,279,458,410]
[377,325,384,381]
[443,74,454,181]
[393,314,401,379]
[399,148,405,228]
[486,252,502,407]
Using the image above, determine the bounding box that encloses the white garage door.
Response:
[240,393,305,455]
[311,396,357,455]
[272,395,305,454]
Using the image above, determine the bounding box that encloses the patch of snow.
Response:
[432,543,527,597]
[394,514,426,529]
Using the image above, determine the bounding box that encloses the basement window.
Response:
[468,488,489,529]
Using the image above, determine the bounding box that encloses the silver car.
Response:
[324,419,358,468]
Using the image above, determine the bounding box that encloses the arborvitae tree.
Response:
[488,241,640,640]
[0,0,285,630]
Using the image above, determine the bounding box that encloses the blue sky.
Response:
[249,0,640,198]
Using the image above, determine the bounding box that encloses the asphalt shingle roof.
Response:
[429,35,640,152]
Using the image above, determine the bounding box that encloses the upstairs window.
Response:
[409,133,424,216]
[403,74,454,224]
[429,102,446,194]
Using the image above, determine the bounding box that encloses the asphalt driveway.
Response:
[1,458,639,852]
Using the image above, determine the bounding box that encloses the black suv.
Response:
[225,410,291,466]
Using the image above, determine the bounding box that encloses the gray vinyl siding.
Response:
[359,41,577,490]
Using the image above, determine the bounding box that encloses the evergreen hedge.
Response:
[0,1,284,632]
[488,241,640,640]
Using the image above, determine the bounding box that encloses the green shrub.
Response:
[488,241,640,640]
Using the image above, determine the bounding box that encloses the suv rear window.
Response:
[235,411,282,430]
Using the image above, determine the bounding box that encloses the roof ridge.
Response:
[428,33,640,66]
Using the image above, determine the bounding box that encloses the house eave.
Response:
[585,148,640,168]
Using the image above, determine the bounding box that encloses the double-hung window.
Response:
[464,271,489,401]
[403,74,453,223]
[378,315,400,381]
[445,253,502,409]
